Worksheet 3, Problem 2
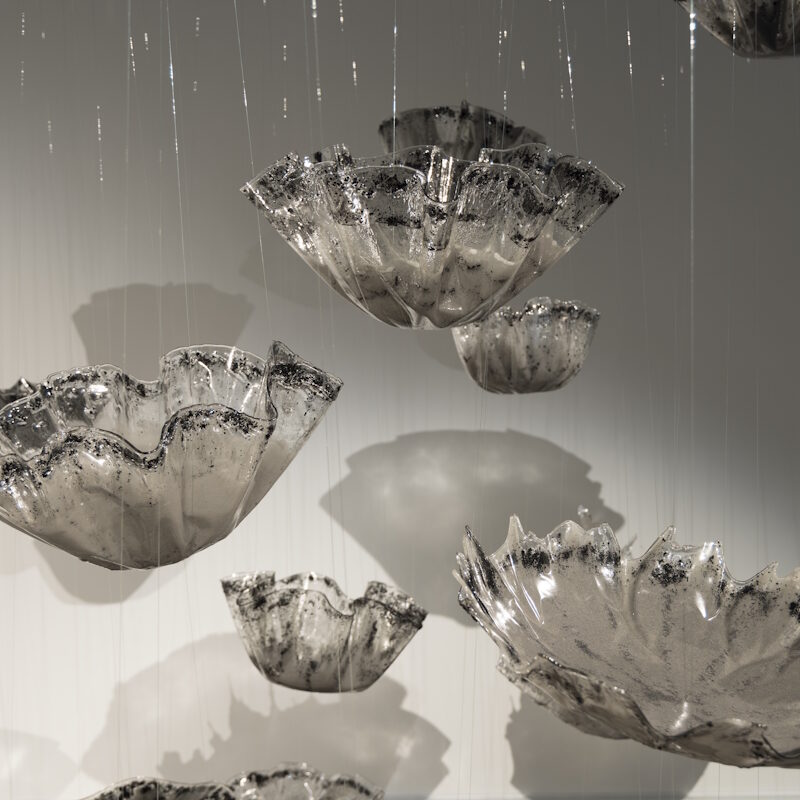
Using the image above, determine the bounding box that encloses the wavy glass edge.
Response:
[452,297,600,394]
[0,378,38,409]
[222,571,427,692]
[676,0,800,57]
[80,762,384,800]
[242,142,622,225]
[241,143,622,329]
[0,342,342,569]
[454,516,800,768]
[0,342,341,464]
[377,99,546,160]
[222,571,428,626]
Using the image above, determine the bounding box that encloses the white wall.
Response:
[1,1,800,798]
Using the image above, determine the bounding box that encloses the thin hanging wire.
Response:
[233,0,273,332]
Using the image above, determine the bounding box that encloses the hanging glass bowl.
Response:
[82,764,383,800]
[377,100,546,160]
[455,515,800,767]
[0,343,342,569]
[222,571,427,692]
[83,779,234,800]
[242,143,621,329]
[230,764,383,799]
[0,378,38,409]
[452,297,599,393]
[676,0,800,57]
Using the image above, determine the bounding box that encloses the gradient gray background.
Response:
[1,1,799,798]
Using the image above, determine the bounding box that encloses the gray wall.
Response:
[1,1,799,798]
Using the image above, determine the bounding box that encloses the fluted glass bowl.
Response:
[456,515,800,767]
[378,100,546,160]
[242,143,621,329]
[222,571,426,692]
[0,343,341,569]
[82,763,383,800]
[452,297,599,393]
[676,0,800,57]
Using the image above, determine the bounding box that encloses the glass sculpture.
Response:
[83,779,234,800]
[677,0,800,57]
[222,571,427,692]
[242,143,621,329]
[0,343,342,569]
[82,764,383,800]
[378,100,546,160]
[452,297,599,393]
[455,515,800,767]
[0,378,37,409]
[230,764,383,800]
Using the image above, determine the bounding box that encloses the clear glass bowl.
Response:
[378,100,546,160]
[242,143,621,329]
[0,343,341,569]
[452,297,600,393]
[677,0,800,57]
[82,764,383,800]
[222,571,426,692]
[456,515,800,767]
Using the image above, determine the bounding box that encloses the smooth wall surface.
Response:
[1,1,800,798]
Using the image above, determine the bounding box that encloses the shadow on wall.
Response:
[72,282,254,379]
[0,532,152,603]
[239,242,343,313]
[0,728,76,798]
[507,695,706,799]
[413,328,464,372]
[321,429,624,623]
[81,633,449,797]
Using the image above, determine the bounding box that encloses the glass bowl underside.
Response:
[222,571,426,692]
[378,100,546,161]
[452,297,600,393]
[676,0,800,57]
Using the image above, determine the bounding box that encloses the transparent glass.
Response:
[456,515,800,767]
[0,378,37,408]
[377,100,546,160]
[452,297,599,393]
[222,572,427,692]
[82,764,383,800]
[0,343,342,569]
[242,143,621,329]
[677,0,800,57]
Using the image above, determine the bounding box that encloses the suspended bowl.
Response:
[676,0,800,57]
[0,343,342,569]
[452,297,599,393]
[242,143,621,329]
[222,571,427,692]
[82,779,234,800]
[455,515,800,767]
[378,100,546,160]
[230,763,383,799]
[82,764,383,800]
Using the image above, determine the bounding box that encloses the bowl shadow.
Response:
[321,429,624,623]
[81,632,449,797]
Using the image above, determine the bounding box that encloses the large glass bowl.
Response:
[242,143,621,329]
[456,514,800,767]
[0,342,341,569]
